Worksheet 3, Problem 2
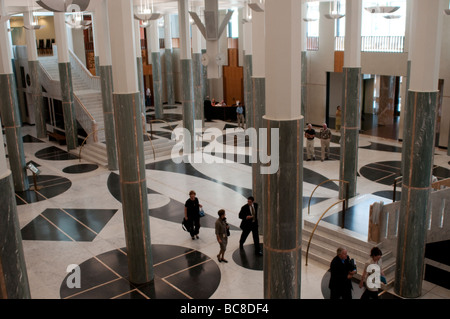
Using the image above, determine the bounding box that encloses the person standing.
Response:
[329,247,357,299]
[215,209,230,263]
[320,123,332,162]
[305,123,316,161]
[359,247,385,299]
[239,196,262,256]
[146,87,152,106]
[184,190,202,240]
[204,96,212,122]
[335,105,342,132]
[236,101,245,129]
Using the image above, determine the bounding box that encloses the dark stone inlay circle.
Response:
[232,244,264,271]
[63,164,98,174]
[360,161,450,186]
[15,175,72,205]
[60,245,221,299]
[35,146,79,161]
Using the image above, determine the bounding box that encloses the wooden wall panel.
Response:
[334,51,344,73]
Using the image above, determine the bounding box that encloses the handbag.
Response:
[225,222,230,237]
[182,218,191,232]
[199,208,205,217]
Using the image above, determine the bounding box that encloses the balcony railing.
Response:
[334,36,405,53]
[307,36,404,53]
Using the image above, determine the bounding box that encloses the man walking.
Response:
[239,196,262,256]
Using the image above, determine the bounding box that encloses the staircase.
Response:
[38,52,176,166]
[302,217,396,290]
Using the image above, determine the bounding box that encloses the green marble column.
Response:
[0,73,29,191]
[251,77,265,235]
[181,59,195,153]
[136,57,146,115]
[244,54,253,126]
[0,172,31,299]
[94,56,100,76]
[263,117,303,299]
[192,53,204,125]
[164,49,175,105]
[99,65,118,171]
[339,67,361,199]
[151,52,163,119]
[113,92,153,284]
[201,49,209,100]
[395,91,438,298]
[28,60,46,138]
[301,51,307,117]
[58,62,78,151]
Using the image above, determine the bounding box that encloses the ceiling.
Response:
[2,0,252,16]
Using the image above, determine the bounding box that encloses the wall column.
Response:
[163,14,175,105]
[242,6,253,126]
[93,0,118,171]
[178,0,196,153]
[23,10,46,138]
[339,0,362,199]
[395,0,444,299]
[0,1,29,192]
[54,12,78,151]
[263,0,303,299]
[107,0,153,285]
[149,20,163,119]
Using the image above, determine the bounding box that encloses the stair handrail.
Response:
[308,179,349,219]
[78,128,104,161]
[148,119,175,139]
[68,48,101,91]
[393,176,402,202]
[305,199,346,266]
[143,132,156,161]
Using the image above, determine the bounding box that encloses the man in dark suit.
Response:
[329,247,357,299]
[239,196,263,256]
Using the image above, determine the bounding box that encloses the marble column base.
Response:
[263,117,303,299]
[28,60,46,138]
[395,91,438,298]
[339,67,361,199]
[0,172,31,299]
[0,73,29,191]
[58,62,78,151]
[113,92,153,285]
[164,49,175,105]
[99,65,118,171]
[151,52,163,119]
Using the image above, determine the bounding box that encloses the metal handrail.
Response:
[393,176,402,202]
[78,128,104,161]
[308,179,349,220]
[305,199,346,266]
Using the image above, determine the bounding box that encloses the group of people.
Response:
[305,123,332,162]
[204,97,246,129]
[184,192,262,263]
[329,247,386,299]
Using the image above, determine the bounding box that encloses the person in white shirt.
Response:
[359,247,386,299]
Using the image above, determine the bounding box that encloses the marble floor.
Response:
[6,104,450,301]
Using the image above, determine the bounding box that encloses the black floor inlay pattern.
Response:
[360,161,450,186]
[35,146,78,161]
[360,142,402,153]
[322,197,384,236]
[107,173,239,231]
[425,240,450,267]
[60,245,220,299]
[21,208,117,241]
[23,134,44,143]
[146,113,183,122]
[232,244,264,271]
[15,175,72,205]
[63,164,98,174]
